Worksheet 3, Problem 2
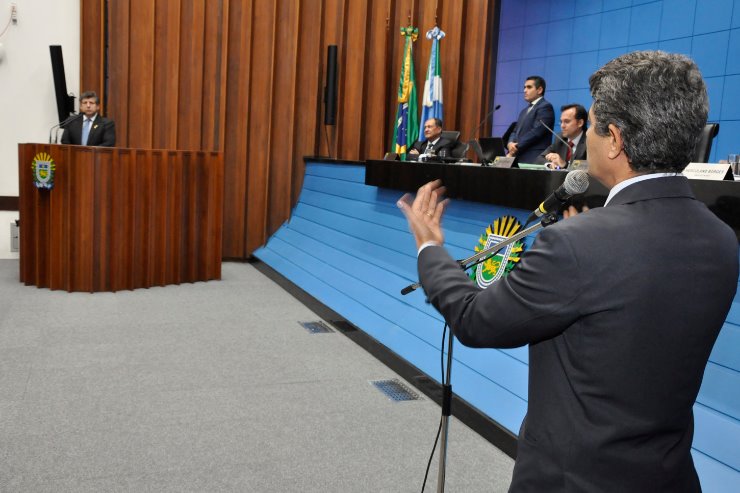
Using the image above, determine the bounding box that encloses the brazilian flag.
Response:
[391,25,419,160]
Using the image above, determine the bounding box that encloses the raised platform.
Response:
[255,158,740,491]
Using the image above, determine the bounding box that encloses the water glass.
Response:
[729,154,739,175]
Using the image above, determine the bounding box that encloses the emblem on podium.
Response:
[32,152,56,190]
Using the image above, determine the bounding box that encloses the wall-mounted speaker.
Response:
[324,45,338,126]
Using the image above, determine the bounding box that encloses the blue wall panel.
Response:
[255,162,740,491]
[494,0,740,163]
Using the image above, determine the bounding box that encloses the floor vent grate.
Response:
[370,379,420,402]
[299,321,334,334]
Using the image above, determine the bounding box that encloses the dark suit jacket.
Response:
[417,176,738,492]
[508,98,555,163]
[61,114,116,147]
[408,136,456,160]
[535,131,587,166]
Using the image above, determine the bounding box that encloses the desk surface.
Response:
[363,159,740,240]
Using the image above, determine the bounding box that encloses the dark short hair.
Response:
[526,76,546,95]
[589,51,707,173]
[427,118,443,129]
[561,104,588,130]
[80,91,100,104]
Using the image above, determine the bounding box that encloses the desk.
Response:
[365,160,740,239]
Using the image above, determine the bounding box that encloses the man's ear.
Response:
[607,123,624,159]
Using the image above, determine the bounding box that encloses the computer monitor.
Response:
[478,137,507,161]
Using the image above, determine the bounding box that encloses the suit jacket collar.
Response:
[607,175,695,207]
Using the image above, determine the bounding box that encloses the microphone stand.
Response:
[49,113,82,144]
[401,213,556,296]
[538,119,573,169]
[464,104,501,167]
[436,327,454,493]
[403,212,559,492]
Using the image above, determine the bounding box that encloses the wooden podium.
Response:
[18,144,224,292]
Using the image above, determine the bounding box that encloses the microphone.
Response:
[465,104,501,141]
[526,169,589,225]
[538,119,573,167]
[49,113,82,143]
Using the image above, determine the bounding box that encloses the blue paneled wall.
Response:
[256,161,740,492]
[493,0,740,163]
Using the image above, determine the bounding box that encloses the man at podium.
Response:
[61,91,116,147]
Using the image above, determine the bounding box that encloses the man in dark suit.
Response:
[407,118,455,161]
[397,51,738,492]
[61,91,116,147]
[536,103,588,168]
[506,76,555,163]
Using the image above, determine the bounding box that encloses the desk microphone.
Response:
[49,113,82,144]
[538,119,574,167]
[526,169,589,225]
[465,104,501,141]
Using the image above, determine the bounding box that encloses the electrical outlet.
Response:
[10,222,19,252]
[11,3,18,24]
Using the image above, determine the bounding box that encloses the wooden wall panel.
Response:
[439,2,465,134]
[152,0,181,149]
[458,1,494,150]
[362,1,394,157]
[316,0,346,159]
[80,0,104,102]
[81,0,498,260]
[267,0,300,235]
[106,1,130,146]
[244,0,276,254]
[128,0,155,149]
[290,0,324,204]
[202,1,228,151]
[337,1,369,160]
[221,0,252,258]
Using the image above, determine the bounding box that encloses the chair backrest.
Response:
[441,130,461,142]
[450,140,469,159]
[692,123,720,163]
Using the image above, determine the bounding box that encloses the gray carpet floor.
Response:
[0,260,514,492]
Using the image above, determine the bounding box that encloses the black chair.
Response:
[692,123,719,163]
[441,130,461,142]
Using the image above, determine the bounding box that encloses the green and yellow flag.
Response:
[391,25,419,160]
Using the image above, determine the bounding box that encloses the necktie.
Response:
[82,119,92,146]
[566,140,574,162]
[425,141,435,154]
[526,102,534,114]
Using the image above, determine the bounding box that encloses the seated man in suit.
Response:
[61,91,116,147]
[407,118,455,161]
[397,51,738,492]
[536,103,588,168]
[506,75,555,163]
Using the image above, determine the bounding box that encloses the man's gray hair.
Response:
[80,91,100,104]
[589,51,708,173]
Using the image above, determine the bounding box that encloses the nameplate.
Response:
[492,156,516,168]
[682,163,734,181]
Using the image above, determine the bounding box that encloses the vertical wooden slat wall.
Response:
[81,0,498,259]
